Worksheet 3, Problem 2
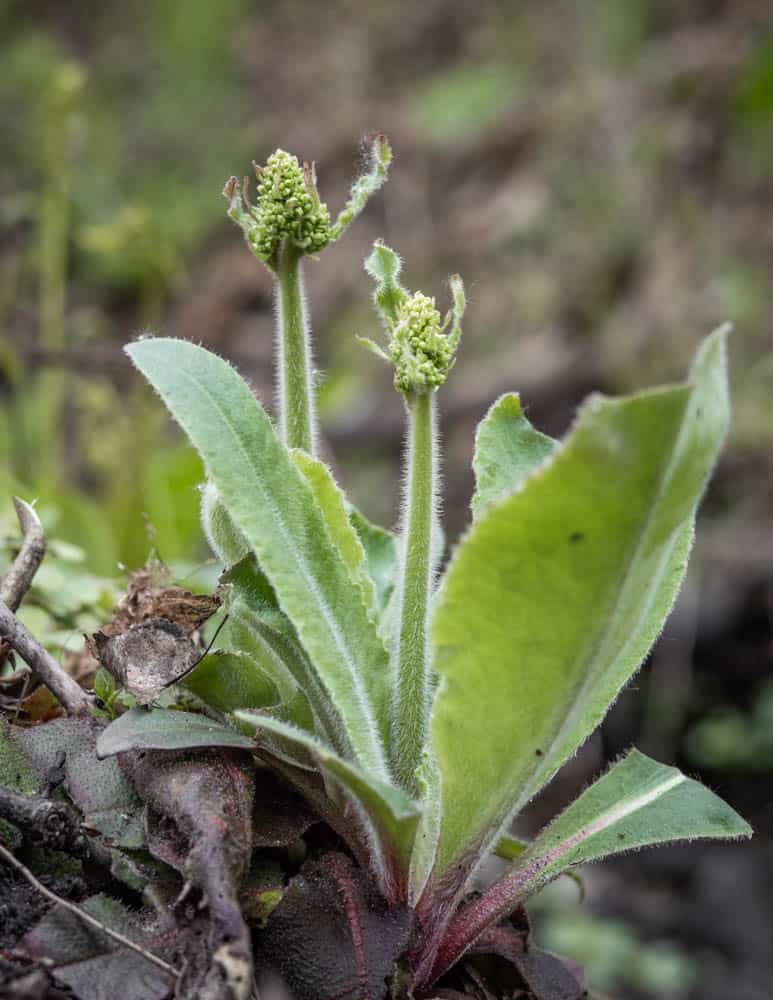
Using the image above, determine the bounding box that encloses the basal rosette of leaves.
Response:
[1,138,750,1000]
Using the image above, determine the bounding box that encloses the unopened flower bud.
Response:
[362,241,465,396]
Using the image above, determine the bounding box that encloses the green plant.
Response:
[96,140,749,996]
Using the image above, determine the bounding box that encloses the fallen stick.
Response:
[0,602,91,717]
[0,498,47,611]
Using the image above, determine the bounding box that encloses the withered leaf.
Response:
[256,852,414,1000]
[124,747,256,1000]
[90,620,197,705]
[103,560,221,636]
[13,717,145,849]
[19,893,173,1000]
[88,561,221,704]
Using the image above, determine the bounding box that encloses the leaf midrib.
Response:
[509,769,687,901]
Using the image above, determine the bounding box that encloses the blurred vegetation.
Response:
[1,0,257,570]
[687,677,773,770]
[2,0,772,558]
[537,904,699,998]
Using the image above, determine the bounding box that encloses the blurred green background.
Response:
[1,2,772,997]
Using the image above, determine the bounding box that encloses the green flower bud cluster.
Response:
[226,137,392,270]
[390,292,456,395]
[224,150,331,267]
[362,241,465,396]
[253,150,331,259]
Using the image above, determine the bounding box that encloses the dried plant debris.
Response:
[98,560,221,636]
[87,560,220,704]
[123,747,256,1000]
[89,621,200,706]
[19,893,175,1000]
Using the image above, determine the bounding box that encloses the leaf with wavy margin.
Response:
[471,392,556,519]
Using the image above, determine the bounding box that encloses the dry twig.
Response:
[0,785,110,867]
[0,603,91,716]
[0,498,47,611]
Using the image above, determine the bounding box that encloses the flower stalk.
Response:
[276,241,315,454]
[364,243,465,791]
[225,137,391,455]
[394,389,438,790]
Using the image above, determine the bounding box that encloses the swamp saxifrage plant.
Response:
[98,137,750,998]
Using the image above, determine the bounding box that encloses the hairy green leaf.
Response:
[429,329,730,881]
[292,450,375,610]
[96,708,255,758]
[350,509,398,619]
[472,393,556,519]
[219,556,345,747]
[509,749,752,901]
[236,710,421,874]
[200,479,249,567]
[184,649,279,714]
[126,338,390,777]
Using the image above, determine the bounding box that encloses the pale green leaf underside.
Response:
[126,338,390,778]
[235,710,420,870]
[350,509,398,619]
[511,749,752,900]
[430,330,730,879]
[292,450,376,610]
[96,708,255,758]
[471,392,556,519]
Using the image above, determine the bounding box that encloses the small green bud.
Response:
[363,241,465,396]
[226,137,392,268]
[391,292,453,395]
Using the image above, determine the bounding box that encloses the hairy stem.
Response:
[425,865,533,986]
[392,390,437,792]
[276,241,316,455]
